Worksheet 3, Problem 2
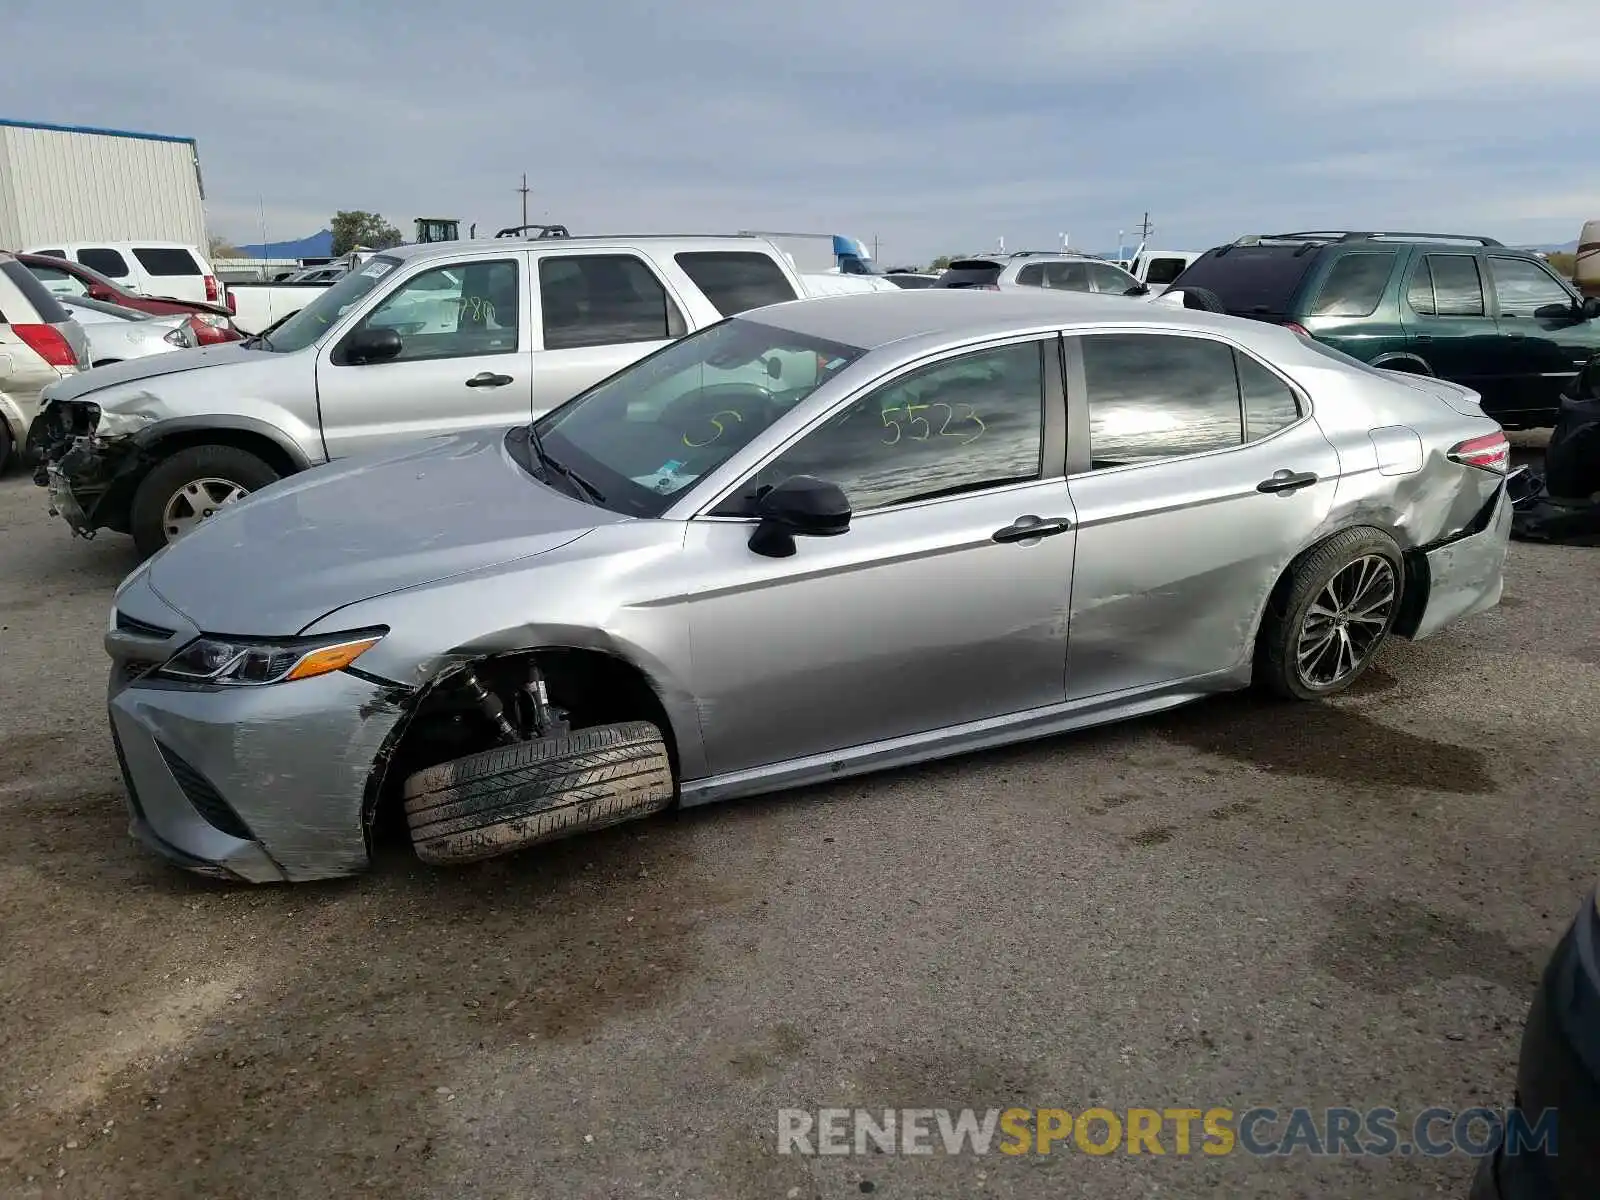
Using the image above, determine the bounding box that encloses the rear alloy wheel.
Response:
[1256,528,1404,700]
[129,444,281,558]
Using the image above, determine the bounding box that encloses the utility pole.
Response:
[872,234,880,262]
[517,173,531,229]
[1137,211,1154,244]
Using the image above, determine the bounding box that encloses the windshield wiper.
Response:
[242,332,274,351]
[528,424,607,505]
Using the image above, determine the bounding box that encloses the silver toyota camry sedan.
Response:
[103,290,1513,883]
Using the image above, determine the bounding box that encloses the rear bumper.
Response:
[1403,478,1513,641]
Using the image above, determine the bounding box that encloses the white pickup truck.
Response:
[31,233,899,557]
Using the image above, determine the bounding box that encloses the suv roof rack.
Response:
[1250,230,1504,247]
[493,223,571,239]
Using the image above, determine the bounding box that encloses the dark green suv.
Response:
[1168,231,1600,428]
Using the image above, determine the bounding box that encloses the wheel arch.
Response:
[133,416,312,478]
[359,642,691,846]
[1249,521,1418,651]
[1369,352,1434,376]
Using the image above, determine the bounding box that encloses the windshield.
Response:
[533,317,866,518]
[262,256,403,352]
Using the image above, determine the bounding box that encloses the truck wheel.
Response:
[403,721,675,866]
[0,421,13,474]
[130,444,281,558]
[1254,528,1404,700]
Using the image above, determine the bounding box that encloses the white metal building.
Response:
[0,118,208,250]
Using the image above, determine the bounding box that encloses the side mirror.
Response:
[1123,283,1150,296]
[1583,296,1600,320]
[747,475,851,558]
[344,325,403,364]
[1535,302,1580,321]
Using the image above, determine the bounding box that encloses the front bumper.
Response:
[107,576,412,882]
[1471,893,1600,1199]
[34,431,142,537]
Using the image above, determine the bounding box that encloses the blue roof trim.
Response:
[0,118,195,145]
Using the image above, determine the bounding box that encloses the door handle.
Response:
[466,372,514,388]
[1414,334,1433,342]
[992,514,1072,543]
[1257,470,1319,494]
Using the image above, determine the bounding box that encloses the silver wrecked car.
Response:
[103,290,1514,883]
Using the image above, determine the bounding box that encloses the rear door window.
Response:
[1308,252,1397,317]
[937,260,1004,288]
[132,247,202,276]
[1237,352,1303,439]
[1408,255,1485,317]
[76,247,130,278]
[1043,262,1093,291]
[1016,264,1046,286]
[674,251,798,316]
[1169,246,1318,318]
[539,254,687,350]
[28,264,90,297]
[1077,333,1244,467]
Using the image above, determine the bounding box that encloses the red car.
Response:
[14,251,244,346]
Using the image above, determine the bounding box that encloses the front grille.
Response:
[156,743,254,840]
[115,611,176,638]
[120,660,155,684]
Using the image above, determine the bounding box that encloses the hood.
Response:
[144,427,627,635]
[1376,369,1488,418]
[43,342,266,404]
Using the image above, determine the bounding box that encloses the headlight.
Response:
[94,408,158,439]
[155,629,387,686]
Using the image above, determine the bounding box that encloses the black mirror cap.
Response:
[756,474,851,534]
[1582,296,1600,320]
[747,475,851,557]
[346,326,403,364]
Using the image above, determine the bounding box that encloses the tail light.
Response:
[1447,431,1510,474]
[226,291,238,315]
[1283,321,1311,337]
[205,275,220,302]
[187,313,241,345]
[164,326,196,348]
[12,323,77,367]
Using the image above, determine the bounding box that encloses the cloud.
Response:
[1,0,1595,261]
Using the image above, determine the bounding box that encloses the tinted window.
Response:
[540,255,684,350]
[1079,333,1243,466]
[1144,257,1188,286]
[76,248,129,278]
[674,251,798,316]
[1422,255,1484,317]
[1309,252,1396,317]
[937,261,1003,288]
[1017,264,1046,286]
[1088,263,1138,294]
[132,247,201,276]
[720,341,1045,513]
[0,260,72,324]
[1490,257,1573,317]
[1043,262,1092,291]
[1405,258,1435,315]
[36,249,65,259]
[1169,246,1317,317]
[352,260,519,362]
[1237,352,1302,439]
[28,264,90,297]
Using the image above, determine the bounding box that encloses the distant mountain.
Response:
[235,229,335,259]
[1517,239,1578,253]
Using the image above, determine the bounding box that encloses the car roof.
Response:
[372,233,793,265]
[746,289,1267,353]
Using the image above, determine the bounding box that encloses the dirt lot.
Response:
[1,457,1597,1200]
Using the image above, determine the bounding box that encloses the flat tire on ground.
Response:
[403,721,674,866]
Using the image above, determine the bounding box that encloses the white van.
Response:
[20,241,222,306]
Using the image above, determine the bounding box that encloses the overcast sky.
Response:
[4,0,1596,262]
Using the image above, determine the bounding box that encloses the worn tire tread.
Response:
[402,721,673,866]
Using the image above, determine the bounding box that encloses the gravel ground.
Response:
[1,443,1597,1200]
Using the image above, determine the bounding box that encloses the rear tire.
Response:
[403,721,675,866]
[0,421,13,474]
[1255,528,1404,700]
[129,444,280,559]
